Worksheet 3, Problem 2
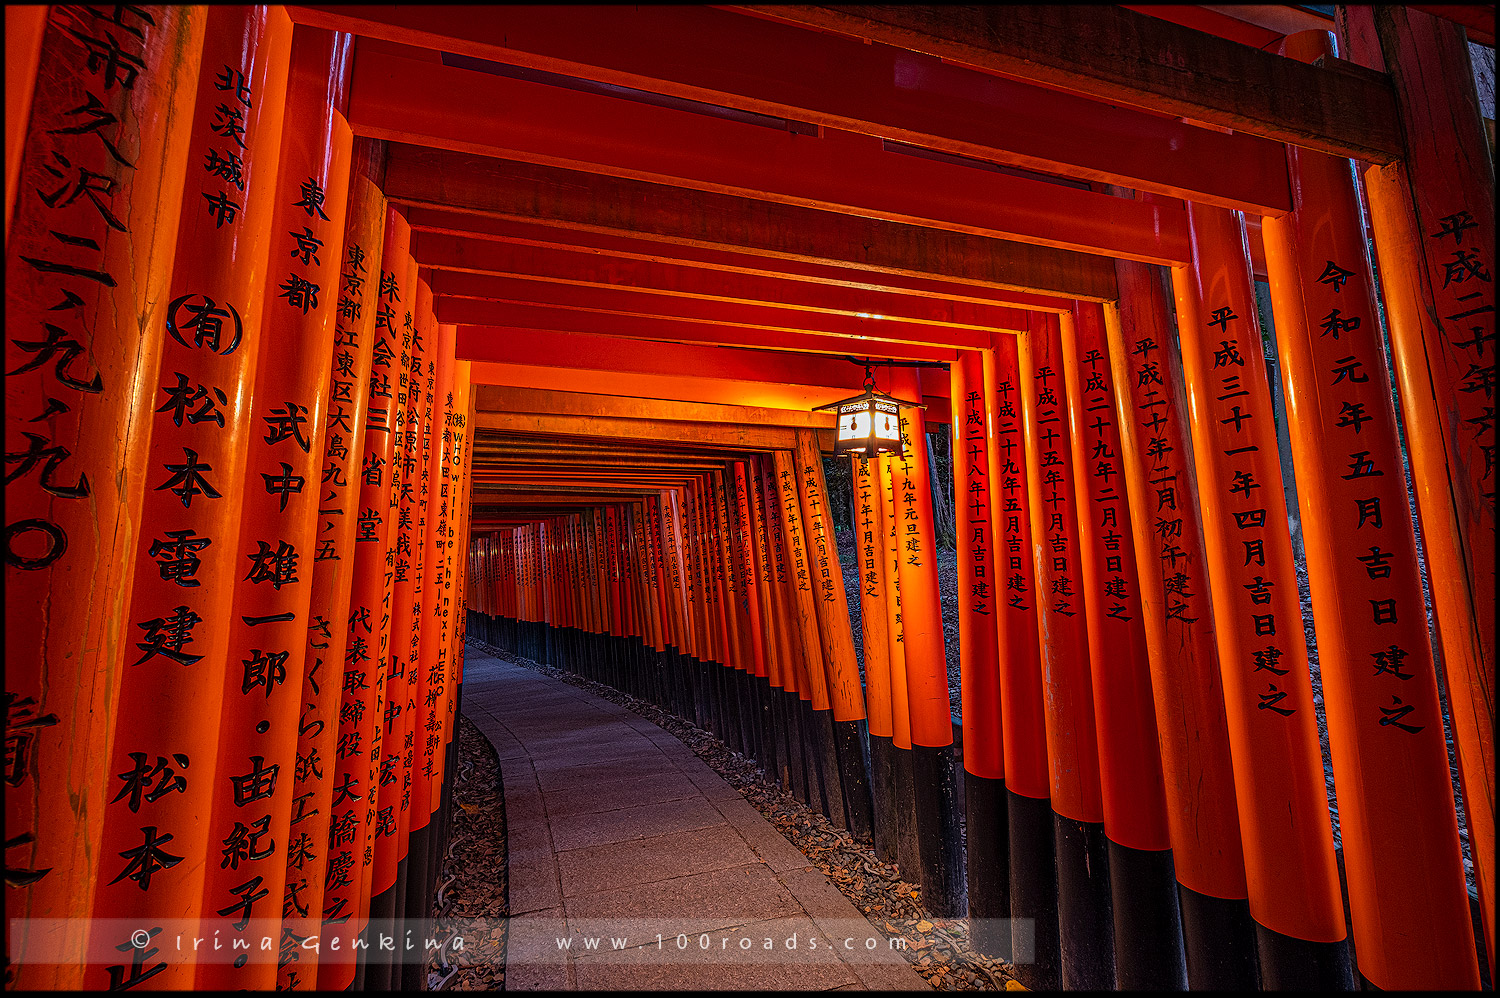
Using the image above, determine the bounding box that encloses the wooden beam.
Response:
[287,3,1291,212]
[468,361,872,414]
[430,271,1012,343]
[384,144,1119,301]
[475,384,839,429]
[445,310,968,360]
[739,4,1402,163]
[350,51,1189,263]
[459,329,879,387]
[1408,6,1496,46]
[473,410,827,449]
[417,232,1032,329]
[407,207,1075,312]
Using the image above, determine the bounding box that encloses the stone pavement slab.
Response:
[461,648,929,991]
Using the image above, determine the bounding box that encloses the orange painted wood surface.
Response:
[4,6,206,988]
[1104,263,1247,900]
[1171,203,1344,944]
[87,9,293,988]
[1018,313,1102,823]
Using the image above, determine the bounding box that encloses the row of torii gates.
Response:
[3,3,1494,993]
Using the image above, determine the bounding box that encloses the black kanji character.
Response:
[277,274,319,314]
[216,874,269,930]
[1441,248,1491,287]
[1378,696,1423,733]
[1371,644,1413,680]
[229,755,279,807]
[166,294,243,355]
[66,27,145,90]
[1256,683,1295,716]
[133,605,203,666]
[155,448,220,507]
[1430,211,1478,245]
[288,226,323,265]
[220,814,274,869]
[1318,308,1361,339]
[49,91,132,167]
[293,177,330,221]
[1336,400,1371,434]
[108,826,183,891]
[263,402,311,452]
[245,539,298,588]
[4,693,60,788]
[203,148,246,191]
[104,923,166,991]
[209,102,247,148]
[241,648,289,697]
[4,432,89,497]
[156,373,227,428]
[9,322,104,392]
[261,463,305,512]
[1315,260,1356,292]
[213,64,253,108]
[1213,338,1244,367]
[110,751,189,812]
[202,190,239,228]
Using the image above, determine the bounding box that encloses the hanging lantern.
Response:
[814,362,923,458]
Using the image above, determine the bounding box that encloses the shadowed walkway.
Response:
[460,647,929,990]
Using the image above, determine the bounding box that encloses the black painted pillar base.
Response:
[798,698,830,816]
[1178,883,1259,990]
[352,925,370,990]
[718,663,735,747]
[783,691,810,805]
[910,744,964,917]
[756,675,777,780]
[400,824,433,990]
[890,744,922,884]
[1255,921,1354,990]
[736,668,758,761]
[767,685,787,789]
[706,659,722,738]
[832,718,874,841]
[867,733,899,865]
[965,773,1011,961]
[813,706,848,829]
[429,802,445,917]
[724,664,738,750]
[704,659,719,735]
[1054,814,1114,990]
[729,665,749,756]
[1007,791,1059,990]
[687,656,703,729]
[665,647,681,715]
[747,671,765,766]
[364,880,397,990]
[681,652,696,723]
[1108,839,1186,990]
[695,657,711,733]
[387,853,410,991]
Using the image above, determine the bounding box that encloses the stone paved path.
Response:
[460,649,930,991]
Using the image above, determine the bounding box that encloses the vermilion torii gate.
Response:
[5,3,1492,993]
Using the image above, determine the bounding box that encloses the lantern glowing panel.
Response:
[820,366,919,458]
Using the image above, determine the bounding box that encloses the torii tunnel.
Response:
[4,3,1494,992]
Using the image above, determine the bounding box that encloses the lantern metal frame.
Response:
[812,362,924,458]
